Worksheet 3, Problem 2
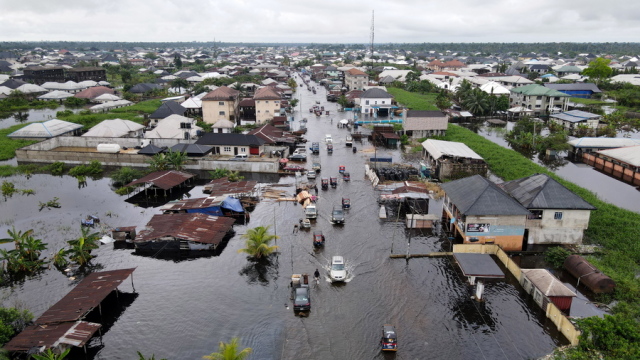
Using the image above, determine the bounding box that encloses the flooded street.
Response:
[0,107,64,130]
[0,78,565,359]
[478,122,640,213]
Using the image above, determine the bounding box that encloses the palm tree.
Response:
[462,89,490,116]
[203,337,252,360]
[30,348,70,360]
[148,153,170,172]
[166,150,188,171]
[66,227,100,266]
[136,351,167,360]
[237,226,279,259]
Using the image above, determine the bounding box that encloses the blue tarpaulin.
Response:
[186,207,224,216]
[221,197,244,213]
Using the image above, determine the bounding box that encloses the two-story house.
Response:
[441,175,531,251]
[500,174,596,246]
[253,86,282,124]
[509,84,570,116]
[201,86,241,125]
[344,68,369,91]
[195,133,265,156]
[360,88,394,116]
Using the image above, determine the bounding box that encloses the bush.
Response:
[63,97,88,108]
[0,307,33,345]
[43,161,65,176]
[111,167,142,187]
[545,247,572,269]
[68,160,102,178]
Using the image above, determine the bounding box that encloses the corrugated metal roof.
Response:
[441,175,530,216]
[203,177,258,196]
[8,119,83,138]
[597,145,640,167]
[4,321,101,352]
[568,137,640,149]
[126,170,195,190]
[500,173,596,210]
[37,268,136,324]
[522,269,576,297]
[160,196,225,211]
[454,253,504,278]
[550,110,601,123]
[421,139,484,161]
[135,213,235,244]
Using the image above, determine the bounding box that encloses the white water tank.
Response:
[97,144,121,153]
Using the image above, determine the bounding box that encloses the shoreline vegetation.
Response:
[392,85,640,359]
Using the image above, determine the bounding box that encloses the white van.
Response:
[231,154,247,161]
[325,134,333,144]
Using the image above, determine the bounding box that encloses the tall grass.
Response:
[0,124,38,161]
[445,124,640,305]
[387,88,439,111]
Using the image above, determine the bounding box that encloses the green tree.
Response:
[166,150,188,171]
[170,78,190,92]
[111,167,143,187]
[66,227,100,266]
[337,95,349,109]
[405,70,421,83]
[237,226,279,259]
[202,337,252,360]
[435,90,452,110]
[287,78,297,90]
[582,57,613,85]
[462,88,490,116]
[0,307,33,345]
[143,52,158,60]
[173,55,183,69]
[148,153,170,172]
[30,348,70,360]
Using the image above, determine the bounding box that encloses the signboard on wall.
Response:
[467,223,490,233]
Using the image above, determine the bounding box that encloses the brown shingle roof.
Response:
[346,68,368,76]
[201,86,240,101]
[253,86,281,100]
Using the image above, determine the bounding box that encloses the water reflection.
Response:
[239,256,279,286]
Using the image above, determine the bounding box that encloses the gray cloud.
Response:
[0,0,638,43]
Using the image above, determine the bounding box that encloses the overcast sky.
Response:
[1,0,639,43]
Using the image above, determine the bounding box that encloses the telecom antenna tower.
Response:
[370,10,374,58]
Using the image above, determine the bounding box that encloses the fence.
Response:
[453,244,580,346]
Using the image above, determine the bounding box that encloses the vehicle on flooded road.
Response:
[331,207,345,224]
[381,324,398,351]
[330,256,346,282]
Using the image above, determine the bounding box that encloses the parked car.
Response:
[230,154,247,161]
[291,274,311,311]
[288,153,307,161]
[331,207,345,224]
[381,325,398,351]
[330,256,346,282]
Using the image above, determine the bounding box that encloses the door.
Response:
[522,229,529,251]
[234,147,238,155]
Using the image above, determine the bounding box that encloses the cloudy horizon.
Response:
[1,0,639,44]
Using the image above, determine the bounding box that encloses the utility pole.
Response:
[370,10,375,59]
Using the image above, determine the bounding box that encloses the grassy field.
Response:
[0,99,162,161]
[444,124,640,305]
[387,88,440,110]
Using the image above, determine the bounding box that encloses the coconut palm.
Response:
[237,226,279,259]
[166,150,188,171]
[462,88,490,116]
[202,337,252,360]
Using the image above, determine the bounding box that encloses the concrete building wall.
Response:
[202,100,236,124]
[525,209,591,245]
[255,99,281,124]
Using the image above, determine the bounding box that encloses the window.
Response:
[275,100,279,104]
[240,147,246,153]
[219,111,225,115]
[535,105,541,108]
[265,101,269,104]
[219,102,224,105]
[365,100,369,105]
[554,212,563,220]
[224,147,231,152]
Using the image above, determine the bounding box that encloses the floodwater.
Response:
[0,77,566,359]
[0,107,65,130]
[475,122,640,213]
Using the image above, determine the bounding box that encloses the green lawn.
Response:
[387,88,439,110]
[0,99,162,161]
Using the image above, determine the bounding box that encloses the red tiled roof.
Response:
[346,68,368,76]
[74,86,115,99]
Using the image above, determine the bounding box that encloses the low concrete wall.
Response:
[453,244,580,346]
[15,137,280,173]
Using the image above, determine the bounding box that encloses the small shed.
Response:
[521,269,576,312]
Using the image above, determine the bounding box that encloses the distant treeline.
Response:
[2,41,640,56]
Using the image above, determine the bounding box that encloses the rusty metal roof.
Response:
[135,213,235,244]
[160,196,224,212]
[126,170,195,190]
[203,177,257,196]
[4,321,101,352]
[36,268,136,324]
